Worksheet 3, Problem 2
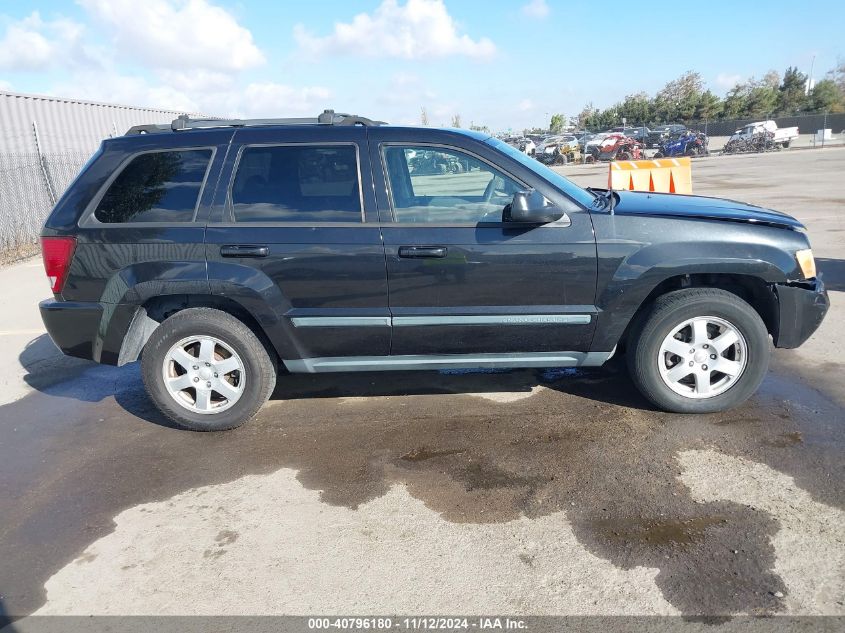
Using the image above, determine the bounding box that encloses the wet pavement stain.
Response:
[593,516,728,547]
[400,447,465,462]
[0,360,843,617]
[763,432,803,448]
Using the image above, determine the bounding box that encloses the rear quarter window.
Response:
[93,149,212,223]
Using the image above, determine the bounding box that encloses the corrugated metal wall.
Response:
[0,91,203,258]
[0,90,194,155]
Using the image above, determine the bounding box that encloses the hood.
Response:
[612,190,805,230]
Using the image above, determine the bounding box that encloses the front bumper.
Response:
[774,277,829,348]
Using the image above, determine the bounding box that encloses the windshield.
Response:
[485,137,594,207]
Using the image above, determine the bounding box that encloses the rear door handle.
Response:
[220,245,269,258]
[398,246,447,259]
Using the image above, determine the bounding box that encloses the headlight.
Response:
[796,248,816,278]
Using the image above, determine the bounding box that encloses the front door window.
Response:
[382,145,523,224]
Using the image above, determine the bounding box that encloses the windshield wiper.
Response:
[585,187,617,213]
[586,186,610,207]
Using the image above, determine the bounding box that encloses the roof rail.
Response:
[126,109,386,135]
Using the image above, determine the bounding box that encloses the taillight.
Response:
[41,236,77,294]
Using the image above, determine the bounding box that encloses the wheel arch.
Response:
[117,294,289,367]
[611,273,779,355]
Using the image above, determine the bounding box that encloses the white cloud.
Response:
[78,0,265,72]
[0,79,11,91]
[716,72,744,90]
[0,12,89,71]
[521,0,550,19]
[294,0,496,61]
[53,66,331,118]
[1,1,330,119]
[233,83,333,118]
[517,98,534,111]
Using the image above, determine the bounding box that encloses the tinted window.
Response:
[382,145,522,224]
[95,150,211,223]
[231,145,361,223]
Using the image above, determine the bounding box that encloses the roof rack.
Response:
[126,109,386,135]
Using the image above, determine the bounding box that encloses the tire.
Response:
[617,152,630,161]
[782,140,790,149]
[141,308,277,431]
[653,152,664,158]
[626,288,770,414]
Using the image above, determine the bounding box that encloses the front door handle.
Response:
[220,244,269,258]
[398,246,448,259]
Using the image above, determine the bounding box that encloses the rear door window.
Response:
[94,149,212,223]
[230,145,362,223]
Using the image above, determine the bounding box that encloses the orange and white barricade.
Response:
[608,157,692,194]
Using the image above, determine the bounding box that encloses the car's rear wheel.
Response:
[141,308,276,431]
[627,288,770,413]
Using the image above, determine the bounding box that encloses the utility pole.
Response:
[806,54,816,95]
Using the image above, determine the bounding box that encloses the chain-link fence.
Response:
[0,150,91,259]
[681,112,845,138]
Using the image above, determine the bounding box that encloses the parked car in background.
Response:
[654,130,709,158]
[586,133,644,162]
[725,120,799,151]
[535,135,580,165]
[584,132,613,153]
[519,137,537,156]
[575,132,595,151]
[503,136,536,156]
[647,124,687,148]
[39,110,828,430]
[623,127,650,143]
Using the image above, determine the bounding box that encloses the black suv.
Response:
[39,110,828,431]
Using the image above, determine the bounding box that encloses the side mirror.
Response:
[507,190,564,224]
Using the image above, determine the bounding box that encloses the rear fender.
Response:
[112,261,302,365]
[206,260,304,360]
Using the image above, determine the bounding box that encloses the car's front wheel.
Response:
[627,288,770,413]
[141,308,276,431]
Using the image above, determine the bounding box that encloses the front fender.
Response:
[590,218,806,351]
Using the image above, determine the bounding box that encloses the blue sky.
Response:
[0,0,842,131]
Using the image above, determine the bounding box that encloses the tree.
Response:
[655,71,704,122]
[761,69,781,89]
[744,80,778,117]
[549,113,566,134]
[618,92,652,125]
[420,107,429,126]
[576,103,598,129]
[451,113,462,128]
[721,82,750,119]
[825,58,845,94]
[808,79,845,113]
[694,90,722,121]
[778,66,808,114]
